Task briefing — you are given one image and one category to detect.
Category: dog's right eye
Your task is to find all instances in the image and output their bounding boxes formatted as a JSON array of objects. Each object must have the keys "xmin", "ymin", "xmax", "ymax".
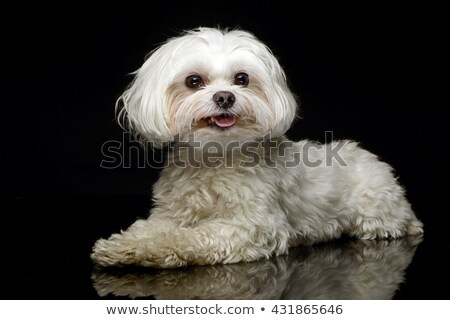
[{"xmin": 185, "ymin": 75, "xmax": 204, "ymax": 89}]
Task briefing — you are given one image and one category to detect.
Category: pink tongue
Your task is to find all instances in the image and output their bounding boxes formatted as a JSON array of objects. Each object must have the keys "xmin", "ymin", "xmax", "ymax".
[{"xmin": 211, "ymin": 116, "xmax": 237, "ymax": 128}]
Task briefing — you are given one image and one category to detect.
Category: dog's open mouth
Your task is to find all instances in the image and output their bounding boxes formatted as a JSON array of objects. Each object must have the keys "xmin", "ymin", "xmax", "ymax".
[{"xmin": 205, "ymin": 114, "xmax": 238, "ymax": 128}]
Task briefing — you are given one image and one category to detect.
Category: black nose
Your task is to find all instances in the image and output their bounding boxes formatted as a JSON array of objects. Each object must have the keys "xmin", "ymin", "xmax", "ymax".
[{"xmin": 213, "ymin": 91, "xmax": 235, "ymax": 109}]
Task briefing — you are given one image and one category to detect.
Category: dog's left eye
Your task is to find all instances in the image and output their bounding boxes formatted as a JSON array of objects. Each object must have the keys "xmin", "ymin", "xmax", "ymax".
[
  {"xmin": 234, "ymin": 73, "xmax": 249, "ymax": 86},
  {"xmin": 185, "ymin": 75, "xmax": 204, "ymax": 89}
]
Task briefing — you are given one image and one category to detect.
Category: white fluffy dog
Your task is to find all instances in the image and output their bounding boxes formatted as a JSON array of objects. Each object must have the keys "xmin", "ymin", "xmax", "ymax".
[{"xmin": 91, "ymin": 27, "xmax": 423, "ymax": 268}]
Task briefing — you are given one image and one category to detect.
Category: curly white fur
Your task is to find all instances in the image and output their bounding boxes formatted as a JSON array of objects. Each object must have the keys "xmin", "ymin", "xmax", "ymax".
[{"xmin": 91, "ymin": 27, "xmax": 423, "ymax": 268}]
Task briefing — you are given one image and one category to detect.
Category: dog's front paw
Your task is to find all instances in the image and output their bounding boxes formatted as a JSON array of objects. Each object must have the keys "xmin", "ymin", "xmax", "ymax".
[
  {"xmin": 91, "ymin": 235, "xmax": 139, "ymax": 267},
  {"xmin": 91, "ymin": 233, "xmax": 190, "ymax": 268}
]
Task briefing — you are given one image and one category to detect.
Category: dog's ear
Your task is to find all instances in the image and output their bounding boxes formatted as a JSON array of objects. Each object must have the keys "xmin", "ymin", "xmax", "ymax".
[
  {"xmin": 116, "ymin": 43, "xmax": 176, "ymax": 147},
  {"xmin": 232, "ymin": 29, "xmax": 298, "ymax": 137},
  {"xmin": 266, "ymin": 54, "xmax": 298, "ymax": 137}
]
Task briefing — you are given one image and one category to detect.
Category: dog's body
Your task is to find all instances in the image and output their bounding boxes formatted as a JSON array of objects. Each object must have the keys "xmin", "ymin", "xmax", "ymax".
[{"xmin": 91, "ymin": 28, "xmax": 423, "ymax": 268}]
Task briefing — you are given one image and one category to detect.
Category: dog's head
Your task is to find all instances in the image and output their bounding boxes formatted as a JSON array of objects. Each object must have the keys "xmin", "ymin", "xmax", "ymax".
[{"xmin": 118, "ymin": 27, "xmax": 297, "ymax": 146}]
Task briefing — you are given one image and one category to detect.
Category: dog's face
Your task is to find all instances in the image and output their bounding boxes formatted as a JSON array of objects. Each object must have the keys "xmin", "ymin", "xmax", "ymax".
[{"xmin": 119, "ymin": 28, "xmax": 297, "ymax": 146}]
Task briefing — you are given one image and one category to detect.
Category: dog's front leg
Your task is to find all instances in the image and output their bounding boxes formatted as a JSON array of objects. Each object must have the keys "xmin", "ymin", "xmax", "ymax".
[{"xmin": 91, "ymin": 217, "xmax": 287, "ymax": 268}]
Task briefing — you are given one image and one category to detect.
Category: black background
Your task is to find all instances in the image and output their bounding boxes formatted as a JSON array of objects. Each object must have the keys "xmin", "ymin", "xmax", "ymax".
[{"xmin": 2, "ymin": 3, "xmax": 448, "ymax": 299}]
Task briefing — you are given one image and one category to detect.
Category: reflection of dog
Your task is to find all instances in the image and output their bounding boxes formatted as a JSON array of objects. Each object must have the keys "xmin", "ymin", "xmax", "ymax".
[
  {"xmin": 91, "ymin": 27, "xmax": 423, "ymax": 268},
  {"xmin": 92, "ymin": 236, "xmax": 422, "ymax": 299}
]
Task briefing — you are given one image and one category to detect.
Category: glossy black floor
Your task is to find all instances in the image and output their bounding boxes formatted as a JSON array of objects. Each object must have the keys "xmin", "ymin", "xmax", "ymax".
[{"xmin": 3, "ymin": 194, "xmax": 448, "ymax": 299}]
